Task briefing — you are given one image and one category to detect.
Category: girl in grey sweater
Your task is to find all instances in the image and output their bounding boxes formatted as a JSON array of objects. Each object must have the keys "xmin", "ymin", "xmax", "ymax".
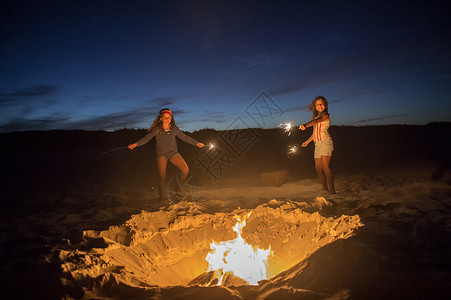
[{"xmin": 128, "ymin": 108, "xmax": 204, "ymax": 202}]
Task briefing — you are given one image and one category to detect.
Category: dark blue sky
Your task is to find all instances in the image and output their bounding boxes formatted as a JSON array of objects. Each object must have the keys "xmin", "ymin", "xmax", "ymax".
[{"xmin": 1, "ymin": 0, "xmax": 450, "ymax": 132}]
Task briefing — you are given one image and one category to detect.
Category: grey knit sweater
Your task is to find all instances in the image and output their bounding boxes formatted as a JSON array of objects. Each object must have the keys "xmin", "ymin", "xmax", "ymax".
[{"xmin": 136, "ymin": 125, "xmax": 198, "ymax": 155}]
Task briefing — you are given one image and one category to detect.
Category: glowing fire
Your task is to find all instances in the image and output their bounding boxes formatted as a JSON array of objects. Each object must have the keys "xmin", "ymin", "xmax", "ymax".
[
  {"xmin": 205, "ymin": 213, "xmax": 272, "ymax": 286},
  {"xmin": 288, "ymin": 145, "xmax": 297, "ymax": 154}
]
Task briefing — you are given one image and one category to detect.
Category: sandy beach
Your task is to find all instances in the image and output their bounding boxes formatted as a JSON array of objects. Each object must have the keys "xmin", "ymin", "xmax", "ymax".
[{"xmin": 1, "ymin": 124, "xmax": 450, "ymax": 299}]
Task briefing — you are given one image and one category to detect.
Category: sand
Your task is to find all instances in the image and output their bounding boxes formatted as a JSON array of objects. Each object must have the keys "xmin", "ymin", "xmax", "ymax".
[{"xmin": 1, "ymin": 125, "xmax": 450, "ymax": 299}]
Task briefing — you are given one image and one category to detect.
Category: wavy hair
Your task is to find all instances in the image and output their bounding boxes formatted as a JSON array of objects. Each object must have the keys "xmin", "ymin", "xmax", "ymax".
[{"xmin": 308, "ymin": 96, "xmax": 328, "ymax": 120}]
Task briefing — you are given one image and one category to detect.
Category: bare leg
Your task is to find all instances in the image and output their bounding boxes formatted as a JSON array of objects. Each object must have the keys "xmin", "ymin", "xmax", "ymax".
[
  {"xmin": 321, "ymin": 155, "xmax": 335, "ymax": 194},
  {"xmin": 170, "ymin": 154, "xmax": 189, "ymax": 185},
  {"xmin": 315, "ymin": 158, "xmax": 328, "ymax": 191},
  {"xmin": 157, "ymin": 157, "xmax": 168, "ymax": 200}
]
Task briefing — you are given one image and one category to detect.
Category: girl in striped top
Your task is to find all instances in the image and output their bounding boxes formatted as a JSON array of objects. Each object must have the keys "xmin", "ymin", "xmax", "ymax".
[{"xmin": 299, "ymin": 96, "xmax": 336, "ymax": 194}]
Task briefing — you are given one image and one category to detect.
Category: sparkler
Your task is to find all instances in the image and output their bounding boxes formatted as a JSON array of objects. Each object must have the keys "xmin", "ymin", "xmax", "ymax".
[
  {"xmin": 288, "ymin": 145, "xmax": 298, "ymax": 155},
  {"xmin": 101, "ymin": 146, "xmax": 129, "ymax": 155},
  {"xmin": 278, "ymin": 122, "xmax": 294, "ymax": 136},
  {"xmin": 208, "ymin": 143, "xmax": 215, "ymax": 149}
]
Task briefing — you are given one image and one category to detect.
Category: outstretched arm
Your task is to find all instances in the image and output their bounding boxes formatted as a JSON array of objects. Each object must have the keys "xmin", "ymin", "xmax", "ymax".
[
  {"xmin": 174, "ymin": 126, "xmax": 203, "ymax": 147},
  {"xmin": 299, "ymin": 113, "xmax": 330, "ymax": 130},
  {"xmin": 128, "ymin": 128, "xmax": 157, "ymax": 150}
]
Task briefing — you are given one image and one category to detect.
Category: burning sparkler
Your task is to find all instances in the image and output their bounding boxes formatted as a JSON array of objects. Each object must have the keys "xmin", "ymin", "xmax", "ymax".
[
  {"xmin": 208, "ymin": 143, "xmax": 215, "ymax": 150},
  {"xmin": 278, "ymin": 122, "xmax": 293, "ymax": 136},
  {"xmin": 288, "ymin": 145, "xmax": 298, "ymax": 155}
]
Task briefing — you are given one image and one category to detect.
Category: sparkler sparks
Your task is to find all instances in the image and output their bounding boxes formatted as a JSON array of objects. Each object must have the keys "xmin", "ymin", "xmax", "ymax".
[
  {"xmin": 279, "ymin": 122, "xmax": 293, "ymax": 136},
  {"xmin": 288, "ymin": 145, "xmax": 298, "ymax": 154},
  {"xmin": 208, "ymin": 143, "xmax": 215, "ymax": 149}
]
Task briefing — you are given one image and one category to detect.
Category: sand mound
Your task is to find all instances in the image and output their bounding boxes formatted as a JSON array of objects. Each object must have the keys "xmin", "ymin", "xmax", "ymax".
[{"xmin": 59, "ymin": 200, "xmax": 362, "ymax": 298}]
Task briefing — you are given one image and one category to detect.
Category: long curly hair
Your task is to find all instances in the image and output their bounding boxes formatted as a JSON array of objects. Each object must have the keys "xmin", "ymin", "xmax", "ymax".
[
  {"xmin": 148, "ymin": 108, "xmax": 176, "ymax": 132},
  {"xmin": 308, "ymin": 96, "xmax": 328, "ymax": 120}
]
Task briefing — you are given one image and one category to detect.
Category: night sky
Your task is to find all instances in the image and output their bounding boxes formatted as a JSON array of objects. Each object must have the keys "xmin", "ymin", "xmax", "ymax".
[{"xmin": 1, "ymin": 0, "xmax": 450, "ymax": 132}]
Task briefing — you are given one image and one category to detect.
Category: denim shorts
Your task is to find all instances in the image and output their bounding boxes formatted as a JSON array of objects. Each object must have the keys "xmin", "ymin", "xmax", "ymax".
[
  {"xmin": 156, "ymin": 151, "xmax": 180, "ymax": 161},
  {"xmin": 314, "ymin": 139, "xmax": 333, "ymax": 158}
]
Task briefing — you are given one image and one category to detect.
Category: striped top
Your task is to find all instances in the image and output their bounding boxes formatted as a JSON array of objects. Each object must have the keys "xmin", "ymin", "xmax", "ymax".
[{"xmin": 313, "ymin": 118, "xmax": 332, "ymax": 142}]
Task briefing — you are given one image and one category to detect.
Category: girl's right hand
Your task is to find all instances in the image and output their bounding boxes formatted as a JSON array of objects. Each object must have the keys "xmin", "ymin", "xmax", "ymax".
[
  {"xmin": 128, "ymin": 143, "xmax": 137, "ymax": 150},
  {"xmin": 301, "ymin": 141, "xmax": 309, "ymax": 147},
  {"xmin": 299, "ymin": 124, "xmax": 306, "ymax": 130}
]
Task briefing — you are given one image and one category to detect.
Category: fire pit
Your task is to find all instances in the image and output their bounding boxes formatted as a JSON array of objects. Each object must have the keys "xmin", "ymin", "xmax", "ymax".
[{"xmin": 60, "ymin": 200, "xmax": 362, "ymax": 297}]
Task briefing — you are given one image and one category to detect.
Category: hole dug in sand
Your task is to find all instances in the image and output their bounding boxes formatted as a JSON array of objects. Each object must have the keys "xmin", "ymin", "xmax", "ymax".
[{"xmin": 60, "ymin": 200, "xmax": 363, "ymax": 297}]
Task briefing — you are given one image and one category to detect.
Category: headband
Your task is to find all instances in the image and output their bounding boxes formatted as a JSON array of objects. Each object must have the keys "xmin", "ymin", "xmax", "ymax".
[{"xmin": 160, "ymin": 109, "xmax": 172, "ymax": 116}]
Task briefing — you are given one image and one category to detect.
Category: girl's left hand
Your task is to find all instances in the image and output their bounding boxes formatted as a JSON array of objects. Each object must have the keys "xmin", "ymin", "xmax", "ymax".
[
  {"xmin": 299, "ymin": 124, "xmax": 306, "ymax": 130},
  {"xmin": 197, "ymin": 142, "xmax": 205, "ymax": 148}
]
